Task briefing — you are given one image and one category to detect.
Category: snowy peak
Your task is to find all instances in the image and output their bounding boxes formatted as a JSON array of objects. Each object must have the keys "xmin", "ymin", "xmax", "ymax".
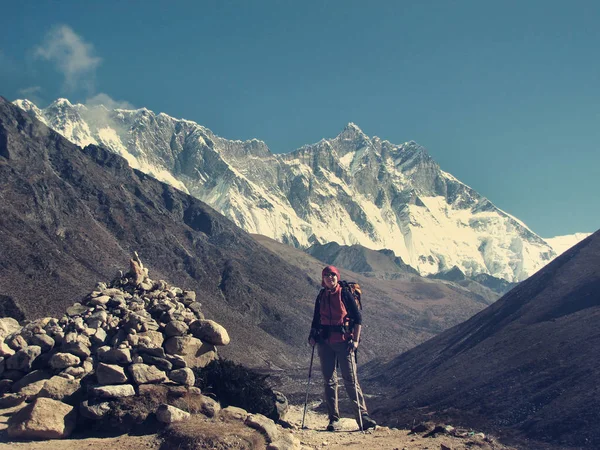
[{"xmin": 15, "ymin": 97, "xmax": 561, "ymax": 282}]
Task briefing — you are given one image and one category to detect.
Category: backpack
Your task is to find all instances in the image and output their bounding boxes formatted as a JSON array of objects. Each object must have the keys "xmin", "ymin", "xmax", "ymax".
[{"xmin": 340, "ymin": 280, "xmax": 362, "ymax": 311}]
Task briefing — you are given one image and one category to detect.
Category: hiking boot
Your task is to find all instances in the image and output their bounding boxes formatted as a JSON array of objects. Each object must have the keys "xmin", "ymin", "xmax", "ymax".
[
  {"xmin": 359, "ymin": 414, "xmax": 377, "ymax": 430},
  {"xmin": 326, "ymin": 418, "xmax": 342, "ymax": 432}
]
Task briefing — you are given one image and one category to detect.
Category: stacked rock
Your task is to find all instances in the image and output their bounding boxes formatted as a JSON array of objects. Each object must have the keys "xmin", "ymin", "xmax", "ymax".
[{"xmin": 0, "ymin": 254, "xmax": 231, "ymax": 439}]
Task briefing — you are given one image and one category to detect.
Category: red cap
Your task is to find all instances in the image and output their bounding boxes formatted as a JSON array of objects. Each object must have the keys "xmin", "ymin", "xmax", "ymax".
[{"xmin": 321, "ymin": 265, "xmax": 341, "ymax": 287}]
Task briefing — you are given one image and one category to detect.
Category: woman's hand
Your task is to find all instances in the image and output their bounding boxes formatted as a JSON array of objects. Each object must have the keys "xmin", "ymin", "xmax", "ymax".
[{"xmin": 348, "ymin": 340, "xmax": 359, "ymax": 352}]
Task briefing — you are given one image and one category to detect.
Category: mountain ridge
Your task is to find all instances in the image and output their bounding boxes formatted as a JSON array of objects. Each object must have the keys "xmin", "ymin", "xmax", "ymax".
[{"xmin": 13, "ymin": 98, "xmax": 556, "ymax": 282}]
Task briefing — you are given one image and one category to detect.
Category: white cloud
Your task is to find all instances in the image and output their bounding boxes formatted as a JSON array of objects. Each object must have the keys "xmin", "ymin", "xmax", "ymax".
[
  {"xmin": 85, "ymin": 93, "xmax": 134, "ymax": 110},
  {"xmin": 34, "ymin": 25, "xmax": 101, "ymax": 93}
]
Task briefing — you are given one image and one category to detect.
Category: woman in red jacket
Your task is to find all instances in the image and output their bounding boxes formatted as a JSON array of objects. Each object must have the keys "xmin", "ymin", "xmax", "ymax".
[{"xmin": 309, "ymin": 265, "xmax": 377, "ymax": 431}]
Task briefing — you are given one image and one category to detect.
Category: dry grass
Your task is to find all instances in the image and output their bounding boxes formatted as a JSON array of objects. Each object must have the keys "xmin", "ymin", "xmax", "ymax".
[{"xmin": 160, "ymin": 415, "xmax": 265, "ymax": 450}]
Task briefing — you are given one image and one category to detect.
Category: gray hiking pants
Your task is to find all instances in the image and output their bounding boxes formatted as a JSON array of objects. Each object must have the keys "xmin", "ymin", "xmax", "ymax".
[{"xmin": 317, "ymin": 340, "xmax": 368, "ymax": 422}]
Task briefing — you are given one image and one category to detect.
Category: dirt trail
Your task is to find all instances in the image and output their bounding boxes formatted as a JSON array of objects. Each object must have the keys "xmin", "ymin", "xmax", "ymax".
[{"xmin": 0, "ymin": 401, "xmax": 516, "ymax": 450}]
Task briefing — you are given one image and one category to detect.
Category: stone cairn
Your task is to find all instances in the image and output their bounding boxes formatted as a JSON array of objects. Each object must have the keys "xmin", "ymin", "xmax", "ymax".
[{"xmin": 0, "ymin": 254, "xmax": 299, "ymax": 448}]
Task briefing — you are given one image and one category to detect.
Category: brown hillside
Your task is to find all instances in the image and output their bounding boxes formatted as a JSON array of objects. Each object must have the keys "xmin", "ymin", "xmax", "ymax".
[{"xmin": 367, "ymin": 230, "xmax": 600, "ymax": 449}]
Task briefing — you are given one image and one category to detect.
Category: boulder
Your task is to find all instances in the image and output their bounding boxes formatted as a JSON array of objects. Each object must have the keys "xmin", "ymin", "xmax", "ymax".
[
  {"xmin": 163, "ymin": 336, "xmax": 217, "ymax": 368},
  {"xmin": 18, "ymin": 379, "xmax": 47, "ymax": 399},
  {"xmin": 49, "ymin": 352, "xmax": 80, "ymax": 369},
  {"xmin": 7, "ymin": 345, "xmax": 42, "ymax": 371},
  {"xmin": 6, "ymin": 334, "xmax": 27, "ymax": 351},
  {"xmin": 96, "ymin": 363, "xmax": 128, "ymax": 385},
  {"xmin": 164, "ymin": 320, "xmax": 188, "ymax": 337},
  {"xmin": 12, "ymin": 369, "xmax": 52, "ymax": 392},
  {"xmin": 140, "ymin": 354, "xmax": 172, "ymax": 371},
  {"xmin": 97, "ymin": 347, "xmax": 131, "ymax": 365},
  {"xmin": 29, "ymin": 334, "xmax": 55, "ymax": 352},
  {"xmin": 0, "ymin": 342, "xmax": 16, "ymax": 357},
  {"xmin": 138, "ymin": 330, "xmax": 164, "ymax": 347},
  {"xmin": 198, "ymin": 394, "xmax": 220, "ymax": 418},
  {"xmin": 155, "ymin": 404, "xmax": 190, "ymax": 423},
  {"xmin": 90, "ymin": 384, "xmax": 136, "ymax": 399},
  {"xmin": 169, "ymin": 368, "xmax": 195, "ymax": 386},
  {"xmin": 245, "ymin": 413, "xmax": 280, "ymax": 443},
  {"xmin": 38, "ymin": 376, "xmax": 81, "ymax": 402},
  {"xmin": 220, "ymin": 406, "xmax": 249, "ymax": 421},
  {"xmin": 189, "ymin": 319, "xmax": 230, "ymax": 346},
  {"xmin": 79, "ymin": 399, "xmax": 111, "ymax": 420},
  {"xmin": 62, "ymin": 341, "xmax": 91, "ymax": 359},
  {"xmin": 7, "ymin": 397, "xmax": 77, "ymax": 440},
  {"xmin": 0, "ymin": 318, "xmax": 21, "ymax": 340},
  {"xmin": 128, "ymin": 363, "xmax": 167, "ymax": 385},
  {"xmin": 0, "ymin": 393, "xmax": 26, "ymax": 408},
  {"xmin": 66, "ymin": 303, "xmax": 90, "ymax": 317}
]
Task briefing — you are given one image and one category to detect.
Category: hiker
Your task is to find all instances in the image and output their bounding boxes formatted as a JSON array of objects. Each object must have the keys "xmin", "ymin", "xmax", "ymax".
[{"xmin": 308, "ymin": 265, "xmax": 377, "ymax": 431}]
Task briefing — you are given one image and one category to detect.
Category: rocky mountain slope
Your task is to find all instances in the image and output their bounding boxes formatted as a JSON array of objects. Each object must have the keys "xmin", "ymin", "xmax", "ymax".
[
  {"xmin": 13, "ymin": 98, "xmax": 556, "ymax": 282},
  {"xmin": 366, "ymin": 230, "xmax": 600, "ymax": 449},
  {"xmin": 0, "ymin": 96, "xmax": 316, "ymax": 370}
]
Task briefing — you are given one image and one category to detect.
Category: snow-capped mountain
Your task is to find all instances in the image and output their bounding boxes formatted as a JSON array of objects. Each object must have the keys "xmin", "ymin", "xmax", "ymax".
[
  {"xmin": 14, "ymin": 98, "xmax": 556, "ymax": 282},
  {"xmin": 545, "ymin": 233, "xmax": 592, "ymax": 256}
]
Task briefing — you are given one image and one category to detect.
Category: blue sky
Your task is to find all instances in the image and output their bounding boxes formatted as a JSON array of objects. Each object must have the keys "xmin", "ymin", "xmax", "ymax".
[{"xmin": 1, "ymin": 1, "xmax": 598, "ymax": 237}]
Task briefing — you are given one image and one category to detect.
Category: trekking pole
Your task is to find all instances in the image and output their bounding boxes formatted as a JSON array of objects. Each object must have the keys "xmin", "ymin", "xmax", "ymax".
[
  {"xmin": 350, "ymin": 342, "xmax": 364, "ymax": 432},
  {"xmin": 301, "ymin": 344, "xmax": 315, "ymax": 429}
]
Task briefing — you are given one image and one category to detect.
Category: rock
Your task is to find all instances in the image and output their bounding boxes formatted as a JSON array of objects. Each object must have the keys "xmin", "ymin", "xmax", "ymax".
[
  {"xmin": 0, "ymin": 393, "xmax": 26, "ymax": 408},
  {"xmin": 49, "ymin": 352, "xmax": 80, "ymax": 369},
  {"xmin": 198, "ymin": 394, "xmax": 220, "ymax": 417},
  {"xmin": 38, "ymin": 376, "xmax": 81, "ymax": 402},
  {"xmin": 96, "ymin": 363, "xmax": 128, "ymax": 385},
  {"xmin": 62, "ymin": 341, "xmax": 91, "ymax": 359},
  {"xmin": 89, "ymin": 295, "xmax": 110, "ymax": 306},
  {"xmin": 97, "ymin": 347, "xmax": 131, "ymax": 365},
  {"xmin": 66, "ymin": 303, "xmax": 90, "ymax": 317},
  {"xmin": 12, "ymin": 369, "xmax": 52, "ymax": 392},
  {"xmin": 128, "ymin": 363, "xmax": 168, "ymax": 384},
  {"xmin": 189, "ymin": 319, "xmax": 230, "ymax": 346},
  {"xmin": 137, "ymin": 344, "xmax": 166, "ymax": 358},
  {"xmin": 7, "ymin": 345, "xmax": 42, "ymax": 371},
  {"xmin": 245, "ymin": 413, "xmax": 280, "ymax": 443},
  {"xmin": 0, "ymin": 318, "xmax": 21, "ymax": 340},
  {"xmin": 29, "ymin": 334, "xmax": 55, "ymax": 352},
  {"xmin": 169, "ymin": 368, "xmax": 195, "ymax": 386},
  {"xmin": 140, "ymin": 354, "xmax": 172, "ymax": 371},
  {"xmin": 85, "ymin": 310, "xmax": 108, "ymax": 328},
  {"xmin": 0, "ymin": 342, "xmax": 16, "ymax": 357},
  {"xmin": 165, "ymin": 354, "xmax": 187, "ymax": 369},
  {"xmin": 62, "ymin": 366, "xmax": 86, "ymax": 378},
  {"xmin": 268, "ymin": 432, "xmax": 302, "ymax": 450},
  {"xmin": 164, "ymin": 320, "xmax": 188, "ymax": 337},
  {"xmin": 7, "ymin": 397, "xmax": 77, "ymax": 440},
  {"xmin": 138, "ymin": 330, "xmax": 164, "ymax": 347},
  {"xmin": 220, "ymin": 406, "xmax": 249, "ymax": 421},
  {"xmin": 80, "ymin": 399, "xmax": 111, "ymax": 420},
  {"xmin": 274, "ymin": 390, "xmax": 289, "ymax": 420},
  {"xmin": 18, "ymin": 379, "xmax": 47, "ymax": 399},
  {"xmin": 6, "ymin": 334, "xmax": 27, "ymax": 351},
  {"xmin": 441, "ymin": 445, "xmax": 452, "ymax": 450},
  {"xmin": 187, "ymin": 302, "xmax": 204, "ymax": 318},
  {"xmin": 181, "ymin": 291, "xmax": 196, "ymax": 305},
  {"xmin": 129, "ymin": 258, "xmax": 145, "ymax": 285},
  {"xmin": 90, "ymin": 384, "xmax": 136, "ymax": 399},
  {"xmin": 163, "ymin": 336, "xmax": 217, "ymax": 368},
  {"xmin": 90, "ymin": 327, "xmax": 107, "ymax": 345},
  {"xmin": 155, "ymin": 404, "xmax": 191, "ymax": 423}
]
